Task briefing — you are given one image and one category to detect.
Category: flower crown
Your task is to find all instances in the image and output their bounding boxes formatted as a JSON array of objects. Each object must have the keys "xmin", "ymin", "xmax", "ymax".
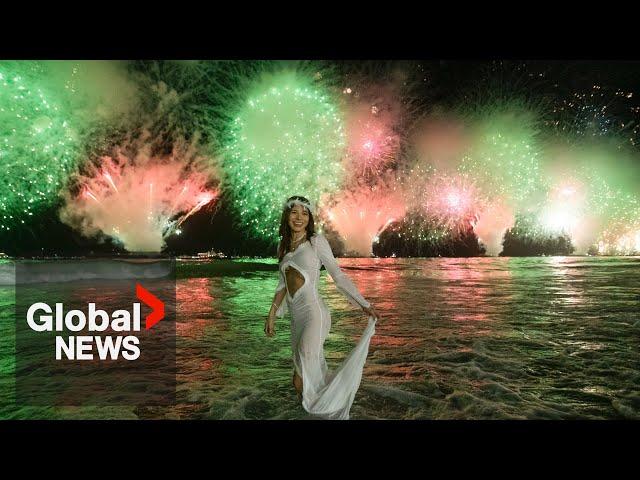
[{"xmin": 284, "ymin": 198, "xmax": 315, "ymax": 215}]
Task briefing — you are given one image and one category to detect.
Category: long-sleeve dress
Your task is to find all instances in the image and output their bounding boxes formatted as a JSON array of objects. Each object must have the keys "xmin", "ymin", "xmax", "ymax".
[{"xmin": 275, "ymin": 233, "xmax": 376, "ymax": 420}]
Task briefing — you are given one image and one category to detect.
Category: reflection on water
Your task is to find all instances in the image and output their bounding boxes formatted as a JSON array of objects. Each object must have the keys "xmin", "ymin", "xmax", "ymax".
[{"xmin": 1, "ymin": 256, "xmax": 639, "ymax": 419}]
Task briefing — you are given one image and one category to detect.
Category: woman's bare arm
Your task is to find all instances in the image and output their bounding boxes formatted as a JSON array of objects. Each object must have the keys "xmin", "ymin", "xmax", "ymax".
[
  {"xmin": 265, "ymin": 271, "xmax": 287, "ymax": 337},
  {"xmin": 269, "ymin": 288, "xmax": 287, "ymax": 318}
]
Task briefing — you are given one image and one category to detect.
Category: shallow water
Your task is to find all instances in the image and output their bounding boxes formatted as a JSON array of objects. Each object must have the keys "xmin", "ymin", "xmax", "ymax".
[{"xmin": 1, "ymin": 256, "xmax": 639, "ymax": 419}]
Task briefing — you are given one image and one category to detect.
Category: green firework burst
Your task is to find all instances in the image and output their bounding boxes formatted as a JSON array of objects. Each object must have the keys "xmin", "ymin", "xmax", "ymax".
[
  {"xmin": 222, "ymin": 68, "xmax": 347, "ymax": 241},
  {"xmin": 0, "ymin": 61, "xmax": 81, "ymax": 232}
]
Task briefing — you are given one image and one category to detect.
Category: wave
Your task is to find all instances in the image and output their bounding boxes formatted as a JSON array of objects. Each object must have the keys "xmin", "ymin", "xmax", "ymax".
[{"xmin": 0, "ymin": 259, "xmax": 174, "ymax": 285}]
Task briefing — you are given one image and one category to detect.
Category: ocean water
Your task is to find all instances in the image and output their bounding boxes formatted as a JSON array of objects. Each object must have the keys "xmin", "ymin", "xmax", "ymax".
[{"xmin": 1, "ymin": 256, "xmax": 639, "ymax": 419}]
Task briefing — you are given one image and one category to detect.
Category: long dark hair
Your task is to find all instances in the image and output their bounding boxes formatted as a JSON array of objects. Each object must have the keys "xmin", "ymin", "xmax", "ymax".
[{"xmin": 277, "ymin": 195, "xmax": 316, "ymax": 262}]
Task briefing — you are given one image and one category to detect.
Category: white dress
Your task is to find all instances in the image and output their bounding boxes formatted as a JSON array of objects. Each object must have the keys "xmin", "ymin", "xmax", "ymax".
[{"xmin": 275, "ymin": 233, "xmax": 376, "ymax": 420}]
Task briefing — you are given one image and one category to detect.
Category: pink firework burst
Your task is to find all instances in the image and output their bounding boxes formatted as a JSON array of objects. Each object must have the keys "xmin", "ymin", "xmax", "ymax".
[
  {"xmin": 419, "ymin": 174, "xmax": 486, "ymax": 236},
  {"xmin": 345, "ymin": 105, "xmax": 399, "ymax": 178},
  {"xmin": 322, "ymin": 184, "xmax": 406, "ymax": 257},
  {"xmin": 60, "ymin": 146, "xmax": 220, "ymax": 252},
  {"xmin": 342, "ymin": 86, "xmax": 404, "ymax": 182},
  {"xmin": 472, "ymin": 199, "xmax": 515, "ymax": 256}
]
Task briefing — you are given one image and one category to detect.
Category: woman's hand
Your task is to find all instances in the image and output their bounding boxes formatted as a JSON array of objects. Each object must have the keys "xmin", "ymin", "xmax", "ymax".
[
  {"xmin": 362, "ymin": 304, "xmax": 380, "ymax": 322},
  {"xmin": 264, "ymin": 314, "xmax": 276, "ymax": 337}
]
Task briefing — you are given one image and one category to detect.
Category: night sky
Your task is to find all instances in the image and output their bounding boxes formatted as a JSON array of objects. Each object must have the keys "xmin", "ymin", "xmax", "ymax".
[{"xmin": 2, "ymin": 60, "xmax": 639, "ymax": 258}]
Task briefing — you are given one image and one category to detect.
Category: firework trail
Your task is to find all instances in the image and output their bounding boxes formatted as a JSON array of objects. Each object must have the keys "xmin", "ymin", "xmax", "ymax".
[{"xmin": 60, "ymin": 135, "xmax": 220, "ymax": 252}]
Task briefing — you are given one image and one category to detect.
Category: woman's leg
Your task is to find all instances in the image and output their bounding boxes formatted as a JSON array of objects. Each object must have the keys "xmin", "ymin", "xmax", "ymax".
[{"xmin": 293, "ymin": 370, "xmax": 303, "ymax": 401}]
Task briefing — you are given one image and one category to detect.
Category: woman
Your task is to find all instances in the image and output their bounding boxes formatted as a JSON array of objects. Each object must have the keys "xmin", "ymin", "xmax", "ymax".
[{"xmin": 264, "ymin": 195, "xmax": 380, "ymax": 420}]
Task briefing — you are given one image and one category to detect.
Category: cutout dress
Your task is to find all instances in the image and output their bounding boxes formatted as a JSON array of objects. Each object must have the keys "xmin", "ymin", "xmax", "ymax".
[{"xmin": 275, "ymin": 233, "xmax": 376, "ymax": 420}]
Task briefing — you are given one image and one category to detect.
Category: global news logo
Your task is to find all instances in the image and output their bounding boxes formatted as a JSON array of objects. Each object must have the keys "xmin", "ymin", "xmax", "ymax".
[{"xmin": 25, "ymin": 283, "xmax": 165, "ymax": 361}]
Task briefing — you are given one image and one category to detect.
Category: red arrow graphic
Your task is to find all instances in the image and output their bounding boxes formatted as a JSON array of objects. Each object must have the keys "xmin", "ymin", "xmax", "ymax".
[{"xmin": 136, "ymin": 283, "xmax": 165, "ymax": 330}]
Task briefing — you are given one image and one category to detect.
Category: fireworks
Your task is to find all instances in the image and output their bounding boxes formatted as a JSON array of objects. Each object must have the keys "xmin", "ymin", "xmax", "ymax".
[
  {"xmin": 59, "ymin": 137, "xmax": 220, "ymax": 252},
  {"xmin": 322, "ymin": 181, "xmax": 406, "ymax": 257},
  {"xmin": 341, "ymin": 82, "xmax": 408, "ymax": 183},
  {"xmin": 473, "ymin": 200, "xmax": 516, "ymax": 256},
  {"xmin": 1, "ymin": 60, "xmax": 640, "ymax": 257},
  {"xmin": 0, "ymin": 61, "xmax": 81, "ymax": 231},
  {"xmin": 401, "ymin": 139, "xmax": 485, "ymax": 238},
  {"xmin": 419, "ymin": 173, "xmax": 485, "ymax": 236},
  {"xmin": 550, "ymin": 84, "xmax": 640, "ymax": 147},
  {"xmin": 410, "ymin": 116, "xmax": 470, "ymax": 173},
  {"xmin": 43, "ymin": 60, "xmax": 140, "ymax": 125},
  {"xmin": 459, "ymin": 102, "xmax": 544, "ymax": 208},
  {"xmin": 537, "ymin": 140, "xmax": 640, "ymax": 254},
  {"xmin": 222, "ymin": 68, "xmax": 346, "ymax": 241},
  {"xmin": 595, "ymin": 201, "xmax": 640, "ymax": 255},
  {"xmin": 537, "ymin": 178, "xmax": 586, "ymax": 233},
  {"xmin": 600, "ymin": 228, "xmax": 640, "ymax": 255},
  {"xmin": 343, "ymin": 101, "xmax": 399, "ymax": 181},
  {"xmin": 130, "ymin": 60, "xmax": 258, "ymax": 141}
]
